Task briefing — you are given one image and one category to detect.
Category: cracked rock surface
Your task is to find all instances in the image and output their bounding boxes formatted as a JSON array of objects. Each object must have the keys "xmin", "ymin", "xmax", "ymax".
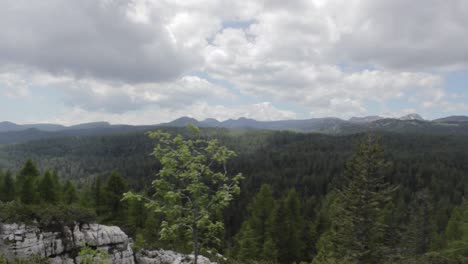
[
  {"xmin": 1, "ymin": 223, "xmax": 216, "ymax": 264},
  {"xmin": 0, "ymin": 223, "xmax": 134, "ymax": 263}
]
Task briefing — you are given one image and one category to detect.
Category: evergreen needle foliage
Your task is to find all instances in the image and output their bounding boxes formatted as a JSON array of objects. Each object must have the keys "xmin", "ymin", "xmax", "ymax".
[{"xmin": 314, "ymin": 135, "xmax": 397, "ymax": 264}]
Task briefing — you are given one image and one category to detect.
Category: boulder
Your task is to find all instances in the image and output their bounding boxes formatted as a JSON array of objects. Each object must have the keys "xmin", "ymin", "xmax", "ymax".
[
  {"xmin": 135, "ymin": 249, "xmax": 215, "ymax": 264},
  {"xmin": 0, "ymin": 223, "xmax": 134, "ymax": 263}
]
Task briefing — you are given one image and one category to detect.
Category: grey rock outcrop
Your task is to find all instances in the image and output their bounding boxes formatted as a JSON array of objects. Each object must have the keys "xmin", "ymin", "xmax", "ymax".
[
  {"xmin": 135, "ymin": 249, "xmax": 214, "ymax": 264},
  {"xmin": 0, "ymin": 223, "xmax": 134, "ymax": 263},
  {"xmin": 1, "ymin": 223, "xmax": 217, "ymax": 263}
]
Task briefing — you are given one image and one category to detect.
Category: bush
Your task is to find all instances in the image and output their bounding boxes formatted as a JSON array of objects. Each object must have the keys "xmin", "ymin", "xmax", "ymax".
[
  {"xmin": 0, "ymin": 201, "xmax": 96, "ymax": 230},
  {"xmin": 79, "ymin": 246, "xmax": 111, "ymax": 264}
]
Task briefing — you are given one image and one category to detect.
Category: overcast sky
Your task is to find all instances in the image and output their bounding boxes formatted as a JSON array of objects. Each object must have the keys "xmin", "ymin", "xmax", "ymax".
[{"xmin": 1, "ymin": 0, "xmax": 468, "ymax": 125}]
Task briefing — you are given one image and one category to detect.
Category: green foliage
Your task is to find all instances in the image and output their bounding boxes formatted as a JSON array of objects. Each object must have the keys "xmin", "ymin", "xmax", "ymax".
[
  {"xmin": 79, "ymin": 246, "xmax": 111, "ymax": 264},
  {"xmin": 38, "ymin": 171, "xmax": 59, "ymax": 204},
  {"xmin": 102, "ymin": 171, "xmax": 127, "ymax": 223},
  {"xmin": 0, "ymin": 200, "xmax": 96, "ymax": 229},
  {"xmin": 17, "ymin": 159, "xmax": 40, "ymax": 183},
  {"xmin": 127, "ymin": 198, "xmax": 148, "ymax": 236},
  {"xmin": 93, "ymin": 176, "xmax": 103, "ymax": 215},
  {"xmin": 314, "ymin": 135, "xmax": 397, "ymax": 264},
  {"xmin": 20, "ymin": 175, "xmax": 38, "ymax": 204},
  {"xmin": 427, "ymin": 202, "xmax": 468, "ymax": 261},
  {"xmin": 2, "ymin": 130, "xmax": 468, "ymax": 262},
  {"xmin": 124, "ymin": 127, "xmax": 243, "ymax": 263},
  {"xmin": 273, "ymin": 189, "xmax": 304, "ymax": 264},
  {"xmin": 63, "ymin": 180, "xmax": 78, "ymax": 204},
  {"xmin": 132, "ymin": 232, "xmax": 146, "ymax": 252},
  {"xmin": 235, "ymin": 184, "xmax": 277, "ymax": 262},
  {"xmin": 404, "ymin": 189, "xmax": 436, "ymax": 256},
  {"xmin": 0, "ymin": 171, "xmax": 15, "ymax": 201}
]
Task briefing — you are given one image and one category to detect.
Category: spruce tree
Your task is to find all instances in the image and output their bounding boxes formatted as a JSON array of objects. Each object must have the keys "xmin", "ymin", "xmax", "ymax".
[
  {"xmin": 104, "ymin": 172, "xmax": 127, "ymax": 219},
  {"xmin": 0, "ymin": 170, "xmax": 3, "ymax": 194},
  {"xmin": 403, "ymin": 189, "xmax": 436, "ymax": 256},
  {"xmin": 38, "ymin": 171, "xmax": 59, "ymax": 204},
  {"xmin": 235, "ymin": 184, "xmax": 277, "ymax": 262},
  {"xmin": 51, "ymin": 171, "xmax": 62, "ymax": 198},
  {"xmin": 445, "ymin": 206, "xmax": 463, "ymax": 241},
  {"xmin": 18, "ymin": 160, "xmax": 40, "ymax": 204},
  {"xmin": 236, "ymin": 223, "xmax": 258, "ymax": 261},
  {"xmin": 63, "ymin": 180, "xmax": 78, "ymax": 204},
  {"xmin": 93, "ymin": 176, "xmax": 103, "ymax": 215},
  {"xmin": 20, "ymin": 176, "xmax": 38, "ymax": 204},
  {"xmin": 17, "ymin": 159, "xmax": 40, "ymax": 184},
  {"xmin": 273, "ymin": 189, "xmax": 304, "ymax": 264},
  {"xmin": 314, "ymin": 135, "xmax": 396, "ymax": 264},
  {"xmin": 1, "ymin": 171, "xmax": 16, "ymax": 202},
  {"xmin": 128, "ymin": 198, "xmax": 148, "ymax": 235}
]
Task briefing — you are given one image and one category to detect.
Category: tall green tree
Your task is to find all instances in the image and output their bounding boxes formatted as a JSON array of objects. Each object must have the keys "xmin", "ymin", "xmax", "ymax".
[
  {"xmin": 93, "ymin": 175, "xmax": 103, "ymax": 216},
  {"xmin": 0, "ymin": 170, "xmax": 3, "ymax": 189},
  {"xmin": 273, "ymin": 189, "xmax": 304, "ymax": 264},
  {"xmin": 124, "ymin": 125, "xmax": 243, "ymax": 264},
  {"xmin": 103, "ymin": 172, "xmax": 127, "ymax": 220},
  {"xmin": 235, "ymin": 184, "xmax": 277, "ymax": 262},
  {"xmin": 20, "ymin": 175, "xmax": 38, "ymax": 204},
  {"xmin": 63, "ymin": 180, "xmax": 78, "ymax": 205},
  {"xmin": 38, "ymin": 171, "xmax": 59, "ymax": 204},
  {"xmin": 128, "ymin": 198, "xmax": 148, "ymax": 236},
  {"xmin": 403, "ymin": 189, "xmax": 436, "ymax": 256},
  {"xmin": 435, "ymin": 202, "xmax": 468, "ymax": 260},
  {"xmin": 17, "ymin": 160, "xmax": 41, "ymax": 204},
  {"xmin": 0, "ymin": 171, "xmax": 16, "ymax": 202},
  {"xmin": 314, "ymin": 135, "xmax": 396, "ymax": 264},
  {"xmin": 17, "ymin": 159, "xmax": 40, "ymax": 184}
]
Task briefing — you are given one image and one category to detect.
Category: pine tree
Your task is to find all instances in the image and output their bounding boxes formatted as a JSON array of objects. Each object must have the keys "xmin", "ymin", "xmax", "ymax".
[
  {"xmin": 63, "ymin": 180, "xmax": 78, "ymax": 204},
  {"xmin": 445, "ymin": 206, "xmax": 463, "ymax": 241},
  {"xmin": 128, "ymin": 198, "xmax": 148, "ymax": 236},
  {"xmin": 273, "ymin": 189, "xmax": 304, "ymax": 264},
  {"xmin": 235, "ymin": 184, "xmax": 277, "ymax": 262},
  {"xmin": 104, "ymin": 172, "xmax": 127, "ymax": 219},
  {"xmin": 93, "ymin": 176, "xmax": 103, "ymax": 215},
  {"xmin": 38, "ymin": 171, "xmax": 59, "ymax": 204},
  {"xmin": 314, "ymin": 135, "xmax": 396, "ymax": 264},
  {"xmin": 18, "ymin": 160, "xmax": 40, "ymax": 204},
  {"xmin": 20, "ymin": 176, "xmax": 38, "ymax": 204},
  {"xmin": 236, "ymin": 223, "xmax": 258, "ymax": 261},
  {"xmin": 0, "ymin": 170, "xmax": 4, "ymax": 195},
  {"xmin": 51, "ymin": 171, "xmax": 62, "ymax": 198},
  {"xmin": 1, "ymin": 171, "xmax": 16, "ymax": 202},
  {"xmin": 17, "ymin": 159, "xmax": 40, "ymax": 184},
  {"xmin": 403, "ymin": 189, "xmax": 435, "ymax": 256}
]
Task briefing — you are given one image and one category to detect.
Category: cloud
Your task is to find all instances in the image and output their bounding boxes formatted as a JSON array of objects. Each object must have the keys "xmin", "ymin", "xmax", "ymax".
[
  {"xmin": 1, "ymin": 0, "xmax": 468, "ymax": 122},
  {"xmin": 0, "ymin": 69, "xmax": 233, "ymax": 113},
  {"xmin": 0, "ymin": 71, "xmax": 30, "ymax": 98},
  {"xmin": 0, "ymin": 0, "xmax": 205, "ymax": 83},
  {"xmin": 205, "ymin": 27, "xmax": 444, "ymax": 117}
]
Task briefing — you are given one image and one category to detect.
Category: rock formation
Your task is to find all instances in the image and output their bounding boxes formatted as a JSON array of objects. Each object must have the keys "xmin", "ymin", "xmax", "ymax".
[
  {"xmin": 0, "ymin": 223, "xmax": 134, "ymax": 263},
  {"xmin": 0, "ymin": 223, "xmax": 216, "ymax": 264}
]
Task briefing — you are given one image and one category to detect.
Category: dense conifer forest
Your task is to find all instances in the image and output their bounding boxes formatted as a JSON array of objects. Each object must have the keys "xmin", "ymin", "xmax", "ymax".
[{"xmin": 1, "ymin": 128, "xmax": 468, "ymax": 263}]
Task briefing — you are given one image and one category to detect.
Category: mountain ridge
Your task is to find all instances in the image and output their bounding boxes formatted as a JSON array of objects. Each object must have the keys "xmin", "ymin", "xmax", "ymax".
[
  {"xmin": 2, "ymin": 114, "xmax": 468, "ymax": 133},
  {"xmin": 1, "ymin": 114, "xmax": 468, "ymax": 145}
]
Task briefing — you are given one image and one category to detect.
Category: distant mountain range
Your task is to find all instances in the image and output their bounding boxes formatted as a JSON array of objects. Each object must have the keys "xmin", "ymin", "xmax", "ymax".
[
  {"xmin": 0, "ymin": 121, "xmax": 114, "ymax": 132},
  {"xmin": 1, "ymin": 114, "xmax": 468, "ymax": 144}
]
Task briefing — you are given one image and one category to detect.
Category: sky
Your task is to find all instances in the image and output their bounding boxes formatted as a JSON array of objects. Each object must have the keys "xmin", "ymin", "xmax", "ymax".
[{"xmin": 0, "ymin": 0, "xmax": 468, "ymax": 125}]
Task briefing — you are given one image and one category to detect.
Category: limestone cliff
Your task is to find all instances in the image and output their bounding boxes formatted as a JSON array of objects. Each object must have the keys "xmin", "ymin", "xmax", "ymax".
[{"xmin": 0, "ymin": 223, "xmax": 215, "ymax": 264}]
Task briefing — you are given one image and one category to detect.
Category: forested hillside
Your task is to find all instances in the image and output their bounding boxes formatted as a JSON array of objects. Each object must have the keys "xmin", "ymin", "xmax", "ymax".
[{"xmin": 1, "ymin": 128, "xmax": 468, "ymax": 263}]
